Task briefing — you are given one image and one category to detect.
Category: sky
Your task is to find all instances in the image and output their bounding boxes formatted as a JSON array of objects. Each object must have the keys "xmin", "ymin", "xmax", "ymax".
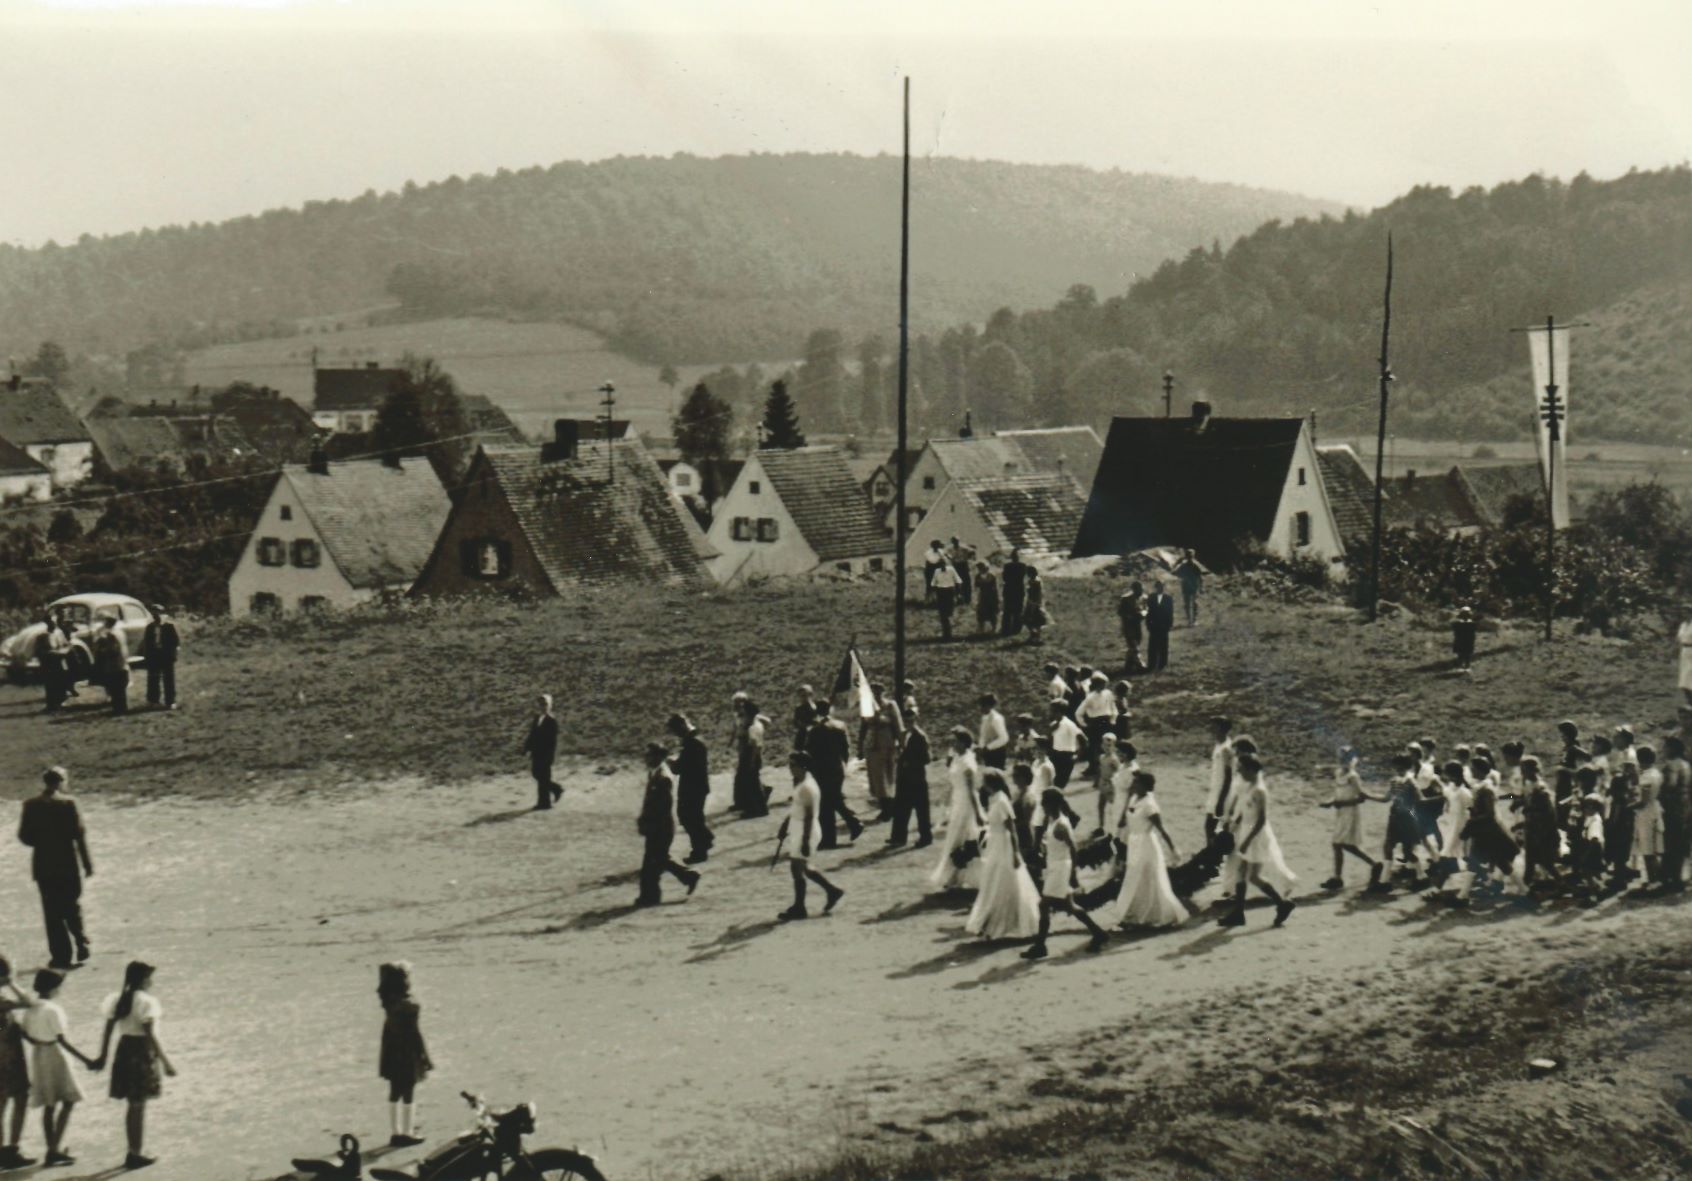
[{"xmin": 1, "ymin": 0, "xmax": 1689, "ymax": 247}]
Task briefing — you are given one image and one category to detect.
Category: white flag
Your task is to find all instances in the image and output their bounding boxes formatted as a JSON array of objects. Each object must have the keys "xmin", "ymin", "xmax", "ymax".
[
  {"xmin": 1525, "ymin": 325, "xmax": 1571, "ymax": 530},
  {"xmin": 850, "ymin": 648, "xmax": 874, "ymax": 720}
]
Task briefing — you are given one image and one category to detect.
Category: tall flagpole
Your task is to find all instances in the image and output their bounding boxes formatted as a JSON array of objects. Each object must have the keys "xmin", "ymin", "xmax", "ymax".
[
  {"xmin": 894, "ymin": 77, "xmax": 911, "ymax": 696},
  {"xmin": 1511, "ymin": 315, "xmax": 1585, "ymax": 642},
  {"xmin": 1366, "ymin": 233, "xmax": 1394, "ymax": 623}
]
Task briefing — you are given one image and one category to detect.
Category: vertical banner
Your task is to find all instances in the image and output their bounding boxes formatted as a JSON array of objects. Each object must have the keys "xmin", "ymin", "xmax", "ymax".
[
  {"xmin": 1525, "ymin": 325, "xmax": 1571, "ymax": 530},
  {"xmin": 833, "ymin": 646, "xmax": 877, "ymax": 718}
]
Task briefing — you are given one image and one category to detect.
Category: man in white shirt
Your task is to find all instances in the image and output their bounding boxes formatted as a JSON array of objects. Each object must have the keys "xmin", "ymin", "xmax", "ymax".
[
  {"xmin": 1203, "ymin": 716, "xmax": 1235, "ymax": 841},
  {"xmin": 977, "ymin": 693, "xmax": 1009, "ymax": 769},
  {"xmin": 777, "ymin": 752, "xmax": 844, "ymax": 921},
  {"xmin": 931, "ymin": 559, "xmax": 961, "ymax": 640},
  {"xmin": 1076, "ymin": 673, "xmax": 1118, "ymax": 780},
  {"xmin": 1043, "ymin": 662, "xmax": 1067, "ymax": 704},
  {"xmin": 1047, "ymin": 702, "xmax": 1084, "ymax": 788}
]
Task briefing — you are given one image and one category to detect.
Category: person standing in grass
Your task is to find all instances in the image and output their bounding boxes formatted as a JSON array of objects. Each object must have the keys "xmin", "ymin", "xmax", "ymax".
[
  {"xmin": 974, "ymin": 562, "xmax": 999, "ymax": 635},
  {"xmin": 922, "ymin": 540, "xmax": 946, "ymax": 600},
  {"xmin": 1174, "ymin": 548, "xmax": 1203, "ymax": 626},
  {"xmin": 887, "ymin": 706, "xmax": 933, "ymax": 849},
  {"xmin": 1451, "ymin": 605, "xmax": 1477, "ymax": 671},
  {"xmin": 1218, "ymin": 753, "xmax": 1296, "ymax": 928},
  {"xmin": 140, "ymin": 606, "xmax": 180, "ymax": 710},
  {"xmin": 372, "ymin": 962, "xmax": 429, "ymax": 1149},
  {"xmin": 776, "ymin": 753, "xmax": 844, "ymax": 922},
  {"xmin": 1655, "ymin": 736, "xmax": 1688, "ymax": 892},
  {"xmin": 17, "ymin": 766, "xmax": 93, "ymax": 972},
  {"xmin": 522, "ymin": 695, "xmax": 561, "ymax": 810},
  {"xmin": 1145, "ymin": 579, "xmax": 1176, "ymax": 672},
  {"xmin": 636, "ymin": 743, "xmax": 701, "ymax": 907},
  {"xmin": 1022, "ymin": 789, "xmax": 1110, "ymax": 959},
  {"xmin": 666, "ymin": 714, "xmax": 714, "ymax": 864},
  {"xmin": 17, "ymin": 969, "xmax": 92, "ymax": 1168},
  {"xmin": 35, "ymin": 615, "xmax": 69, "ymax": 714},
  {"xmin": 1000, "ymin": 549, "xmax": 1028, "ymax": 636},
  {"xmin": 1632, "ymin": 745, "xmax": 1664, "ymax": 884},
  {"xmin": 931, "ymin": 557, "xmax": 961, "ymax": 640},
  {"xmin": 1319, "ymin": 747, "xmax": 1386, "ymax": 891},
  {"xmin": 92, "ymin": 960, "xmax": 175, "ymax": 1170},
  {"xmin": 0, "ymin": 955, "xmax": 34, "ymax": 1171},
  {"xmin": 91, "ymin": 619, "xmax": 130, "ymax": 716},
  {"xmin": 1116, "ymin": 581, "xmax": 1147, "ymax": 674},
  {"xmin": 1023, "ymin": 569, "xmax": 1049, "ymax": 643}
]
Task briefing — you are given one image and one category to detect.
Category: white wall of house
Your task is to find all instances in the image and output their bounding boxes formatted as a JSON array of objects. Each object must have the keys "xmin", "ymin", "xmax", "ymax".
[
  {"xmin": 311, "ymin": 409, "xmax": 377, "ymax": 434},
  {"xmin": 903, "ymin": 481, "xmax": 999, "ymax": 569},
  {"xmin": 24, "ymin": 441, "xmax": 94, "ymax": 489},
  {"xmin": 0, "ymin": 470, "xmax": 51, "ymax": 504},
  {"xmin": 667, "ymin": 461, "xmax": 702, "ymax": 499},
  {"xmin": 705, "ymin": 456, "xmax": 821, "ymax": 584},
  {"xmin": 1265, "ymin": 424, "xmax": 1347, "ymax": 568},
  {"xmin": 227, "ymin": 476, "xmax": 369, "ymax": 616},
  {"xmin": 896, "ymin": 445, "xmax": 950, "ymax": 531}
]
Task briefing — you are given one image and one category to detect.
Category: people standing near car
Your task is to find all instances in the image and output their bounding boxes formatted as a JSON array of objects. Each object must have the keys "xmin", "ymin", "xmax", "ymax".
[
  {"xmin": 35, "ymin": 615, "xmax": 70, "ymax": 714},
  {"xmin": 636, "ymin": 744, "xmax": 700, "ymax": 907},
  {"xmin": 141, "ymin": 606, "xmax": 180, "ymax": 711},
  {"xmin": 92, "ymin": 960, "xmax": 176, "ymax": 1170},
  {"xmin": 522, "ymin": 695, "xmax": 561, "ymax": 810},
  {"xmin": 666, "ymin": 713, "xmax": 714, "ymax": 864},
  {"xmin": 90, "ymin": 620, "xmax": 129, "ymax": 716},
  {"xmin": 17, "ymin": 767, "xmax": 92, "ymax": 971}
]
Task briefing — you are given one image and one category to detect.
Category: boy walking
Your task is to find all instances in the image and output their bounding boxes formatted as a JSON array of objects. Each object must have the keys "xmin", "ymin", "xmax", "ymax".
[{"xmin": 777, "ymin": 753, "xmax": 844, "ymax": 921}]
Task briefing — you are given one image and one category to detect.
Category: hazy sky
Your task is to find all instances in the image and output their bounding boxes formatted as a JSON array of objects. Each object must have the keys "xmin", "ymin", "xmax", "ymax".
[{"xmin": 2, "ymin": 0, "xmax": 1689, "ymax": 247}]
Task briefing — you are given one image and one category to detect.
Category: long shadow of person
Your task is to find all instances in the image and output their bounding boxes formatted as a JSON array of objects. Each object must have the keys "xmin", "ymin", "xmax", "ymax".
[
  {"xmin": 886, "ymin": 935, "xmax": 1005, "ymax": 980},
  {"xmin": 860, "ymin": 891, "xmax": 971, "ymax": 926},
  {"xmin": 685, "ymin": 918, "xmax": 784, "ymax": 965}
]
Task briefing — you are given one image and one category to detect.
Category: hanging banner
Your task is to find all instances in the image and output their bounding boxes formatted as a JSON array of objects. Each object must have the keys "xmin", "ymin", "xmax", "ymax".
[
  {"xmin": 832, "ymin": 646, "xmax": 876, "ymax": 719},
  {"xmin": 1525, "ymin": 325, "xmax": 1571, "ymax": 530}
]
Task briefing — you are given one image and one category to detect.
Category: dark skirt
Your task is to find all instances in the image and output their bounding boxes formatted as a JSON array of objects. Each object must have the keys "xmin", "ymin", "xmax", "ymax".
[
  {"xmin": 1461, "ymin": 815, "xmax": 1519, "ymax": 872},
  {"xmin": 733, "ymin": 746, "xmax": 767, "ymax": 815},
  {"xmin": 1386, "ymin": 807, "xmax": 1423, "ymax": 850},
  {"xmin": 110, "ymin": 1034, "xmax": 162, "ymax": 1102}
]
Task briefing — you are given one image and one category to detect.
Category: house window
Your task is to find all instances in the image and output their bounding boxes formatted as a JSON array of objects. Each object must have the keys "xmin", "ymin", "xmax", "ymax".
[
  {"xmin": 756, "ymin": 517, "xmax": 779, "ymax": 542},
  {"xmin": 291, "ymin": 538, "xmax": 322, "ymax": 568},
  {"xmin": 279, "ymin": 505, "xmax": 293, "ymax": 521},
  {"xmin": 836, "ymin": 561, "xmax": 852, "ymax": 573},
  {"xmin": 748, "ymin": 480, "xmax": 761, "ymax": 495},
  {"xmin": 256, "ymin": 537, "xmax": 286, "ymax": 566},
  {"xmin": 730, "ymin": 516, "xmax": 753, "ymax": 541},
  {"xmin": 39, "ymin": 446, "xmax": 56, "ymax": 465},
  {"xmin": 1294, "ymin": 511, "xmax": 1312, "ymax": 547},
  {"xmin": 675, "ymin": 471, "xmax": 693, "ymax": 489},
  {"xmin": 299, "ymin": 595, "xmax": 328, "ymax": 614},
  {"xmin": 250, "ymin": 592, "xmax": 281, "ymax": 614},
  {"xmin": 459, "ymin": 538, "xmax": 511, "ymax": 580},
  {"xmin": 922, "ymin": 475, "xmax": 936, "ymax": 490},
  {"xmin": 868, "ymin": 557, "xmax": 885, "ymax": 572},
  {"xmin": 1297, "ymin": 467, "xmax": 1307, "ymax": 486}
]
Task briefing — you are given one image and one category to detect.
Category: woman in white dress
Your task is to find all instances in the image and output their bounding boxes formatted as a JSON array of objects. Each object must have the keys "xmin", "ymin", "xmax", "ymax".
[
  {"xmin": 964, "ymin": 771, "xmax": 1042, "ymax": 940},
  {"xmin": 1633, "ymin": 745, "xmax": 1665, "ymax": 882},
  {"xmin": 1023, "ymin": 789, "xmax": 1109, "ymax": 958},
  {"xmin": 1101, "ymin": 771, "xmax": 1189, "ymax": 928},
  {"xmin": 1218, "ymin": 753, "xmax": 1297, "ymax": 928},
  {"xmin": 930, "ymin": 729, "xmax": 985, "ymax": 890},
  {"xmin": 1320, "ymin": 746, "xmax": 1386, "ymax": 891}
]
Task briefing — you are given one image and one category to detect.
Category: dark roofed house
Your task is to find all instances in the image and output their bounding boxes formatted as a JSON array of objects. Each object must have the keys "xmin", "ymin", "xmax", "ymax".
[
  {"xmin": 410, "ymin": 429, "xmax": 714, "ymax": 598},
  {"xmin": 87, "ymin": 415, "xmax": 258, "ymax": 477},
  {"xmin": 1073, "ymin": 402, "xmax": 1345, "ymax": 568},
  {"xmin": 459, "ymin": 394, "xmax": 528, "ymax": 447},
  {"xmin": 706, "ymin": 446, "xmax": 893, "ymax": 583},
  {"xmin": 1385, "ymin": 468, "xmax": 1487, "ymax": 534},
  {"xmin": 211, "ymin": 387, "xmax": 321, "ymax": 465},
  {"xmin": 1459, "ymin": 463, "xmax": 1547, "ymax": 528},
  {"xmin": 0, "ymin": 376, "xmax": 94, "ymax": 489},
  {"xmin": 311, "ymin": 363, "xmax": 405, "ymax": 434},
  {"xmin": 0, "ymin": 435, "xmax": 51, "ymax": 504}
]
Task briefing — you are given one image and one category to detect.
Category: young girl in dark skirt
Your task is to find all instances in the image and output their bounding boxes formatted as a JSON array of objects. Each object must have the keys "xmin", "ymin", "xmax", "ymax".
[
  {"xmin": 0, "ymin": 955, "xmax": 33, "ymax": 1171},
  {"xmin": 93, "ymin": 959, "xmax": 176, "ymax": 1171},
  {"xmin": 378, "ymin": 962, "xmax": 432, "ymax": 1148},
  {"xmin": 1460, "ymin": 774, "xmax": 1519, "ymax": 894},
  {"xmin": 1520, "ymin": 762, "xmax": 1562, "ymax": 889}
]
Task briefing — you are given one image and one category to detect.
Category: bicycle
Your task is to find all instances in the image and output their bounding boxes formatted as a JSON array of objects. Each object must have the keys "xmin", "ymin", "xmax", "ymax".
[{"xmin": 291, "ymin": 1091, "xmax": 604, "ymax": 1181}]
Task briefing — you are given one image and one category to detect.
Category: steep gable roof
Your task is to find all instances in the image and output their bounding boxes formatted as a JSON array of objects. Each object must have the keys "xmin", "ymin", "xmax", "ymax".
[
  {"xmin": 1385, "ymin": 468, "xmax": 1486, "ymax": 531},
  {"xmin": 1072, "ymin": 415, "xmax": 1305, "ymax": 562},
  {"xmin": 994, "ymin": 426, "xmax": 1104, "ymax": 490},
  {"xmin": 1316, "ymin": 445, "xmax": 1378, "ymax": 542},
  {"xmin": 755, "ymin": 447, "xmax": 892, "ymax": 561},
  {"xmin": 313, "ymin": 366, "xmax": 404, "ymax": 411},
  {"xmin": 955, "ymin": 473, "xmax": 1088, "ymax": 563},
  {"xmin": 0, "ymin": 435, "xmax": 48, "ymax": 476},
  {"xmin": 86, "ymin": 418, "xmax": 183, "ymax": 472},
  {"xmin": 0, "ymin": 383, "xmax": 89, "ymax": 446},
  {"xmin": 214, "ymin": 394, "xmax": 319, "ymax": 464},
  {"xmin": 927, "ymin": 435, "xmax": 1024, "ymax": 482},
  {"xmin": 475, "ymin": 437, "xmax": 714, "ymax": 589},
  {"xmin": 282, "ymin": 457, "xmax": 452, "ymax": 589}
]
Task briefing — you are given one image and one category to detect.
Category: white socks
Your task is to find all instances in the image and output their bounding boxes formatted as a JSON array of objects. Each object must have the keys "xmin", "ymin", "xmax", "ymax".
[
  {"xmin": 400, "ymin": 1102, "xmax": 416, "ymax": 1137},
  {"xmin": 390, "ymin": 1102, "xmax": 402, "ymax": 1136}
]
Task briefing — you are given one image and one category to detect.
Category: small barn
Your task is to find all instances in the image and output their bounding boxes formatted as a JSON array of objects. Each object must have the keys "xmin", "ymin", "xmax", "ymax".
[
  {"xmin": 904, "ymin": 473, "xmax": 1088, "ymax": 568},
  {"xmin": 311, "ymin": 363, "xmax": 404, "ymax": 434},
  {"xmin": 0, "ymin": 376, "xmax": 94, "ymax": 489},
  {"xmin": 1072, "ymin": 402, "xmax": 1345, "ymax": 568},
  {"xmin": 706, "ymin": 447, "xmax": 893, "ymax": 584},
  {"xmin": 410, "ymin": 426, "xmax": 715, "ymax": 598},
  {"xmin": 228, "ymin": 453, "xmax": 451, "ymax": 616}
]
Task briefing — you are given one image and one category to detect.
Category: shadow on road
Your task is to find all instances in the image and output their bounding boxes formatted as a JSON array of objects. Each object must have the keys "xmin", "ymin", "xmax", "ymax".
[{"xmin": 685, "ymin": 918, "xmax": 784, "ymax": 965}]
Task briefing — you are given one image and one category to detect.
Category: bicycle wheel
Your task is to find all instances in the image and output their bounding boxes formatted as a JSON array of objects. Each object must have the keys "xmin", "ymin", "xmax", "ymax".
[{"xmin": 509, "ymin": 1147, "xmax": 607, "ymax": 1181}]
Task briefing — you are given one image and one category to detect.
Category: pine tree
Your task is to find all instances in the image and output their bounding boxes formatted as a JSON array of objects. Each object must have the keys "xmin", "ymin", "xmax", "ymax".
[
  {"xmin": 672, "ymin": 381, "xmax": 733, "ymax": 463},
  {"xmin": 759, "ymin": 379, "xmax": 806, "ymax": 449},
  {"xmin": 857, "ymin": 334, "xmax": 886, "ymax": 435}
]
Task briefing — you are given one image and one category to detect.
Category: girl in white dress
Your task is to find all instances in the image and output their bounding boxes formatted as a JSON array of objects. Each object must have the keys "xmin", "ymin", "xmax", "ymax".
[
  {"xmin": 930, "ymin": 730, "xmax": 985, "ymax": 890},
  {"xmin": 1320, "ymin": 746, "xmax": 1386, "ymax": 890},
  {"xmin": 1022, "ymin": 789, "xmax": 1109, "ymax": 958},
  {"xmin": 1218, "ymin": 753, "xmax": 1297, "ymax": 928},
  {"xmin": 1633, "ymin": 745, "xmax": 1665, "ymax": 881},
  {"xmin": 18, "ymin": 970, "xmax": 93, "ymax": 1168},
  {"xmin": 1102, "ymin": 772, "xmax": 1189, "ymax": 928},
  {"xmin": 964, "ymin": 772, "xmax": 1042, "ymax": 940}
]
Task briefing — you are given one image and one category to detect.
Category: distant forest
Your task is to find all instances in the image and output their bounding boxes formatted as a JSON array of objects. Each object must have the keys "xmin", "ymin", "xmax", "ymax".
[
  {"xmin": 0, "ymin": 152, "xmax": 1334, "ymax": 366},
  {"xmin": 840, "ymin": 167, "xmax": 1689, "ymax": 444}
]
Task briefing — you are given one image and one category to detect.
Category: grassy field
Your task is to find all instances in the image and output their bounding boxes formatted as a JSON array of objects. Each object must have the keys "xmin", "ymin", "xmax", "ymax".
[
  {"xmin": 2, "ymin": 574, "xmax": 1682, "ymax": 804},
  {"xmin": 181, "ymin": 315, "xmax": 791, "ymax": 439},
  {"xmin": 1329, "ymin": 434, "xmax": 1692, "ymax": 497}
]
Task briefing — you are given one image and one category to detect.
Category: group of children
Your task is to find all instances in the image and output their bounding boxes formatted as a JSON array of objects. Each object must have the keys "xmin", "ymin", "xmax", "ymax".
[{"xmin": 0, "ymin": 956, "xmax": 173, "ymax": 1172}]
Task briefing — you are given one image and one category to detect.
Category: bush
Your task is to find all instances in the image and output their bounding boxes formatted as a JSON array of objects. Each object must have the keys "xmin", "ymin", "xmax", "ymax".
[{"xmin": 1471, "ymin": 444, "xmax": 1499, "ymax": 459}]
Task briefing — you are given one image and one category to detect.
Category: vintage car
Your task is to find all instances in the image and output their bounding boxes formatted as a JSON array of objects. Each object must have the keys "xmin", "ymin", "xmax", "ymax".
[{"xmin": 1, "ymin": 593, "xmax": 155, "ymax": 682}]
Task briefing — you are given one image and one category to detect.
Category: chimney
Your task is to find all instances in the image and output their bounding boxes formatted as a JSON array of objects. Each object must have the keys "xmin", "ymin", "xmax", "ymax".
[
  {"xmin": 382, "ymin": 450, "xmax": 403, "ymax": 469},
  {"xmin": 959, "ymin": 411, "xmax": 974, "ymax": 439},
  {"xmin": 1190, "ymin": 400, "xmax": 1212, "ymax": 429},
  {"xmin": 6, "ymin": 373, "xmax": 18, "ymax": 392},
  {"xmin": 307, "ymin": 446, "xmax": 330, "ymax": 476},
  {"xmin": 542, "ymin": 418, "xmax": 580, "ymax": 462},
  {"xmin": 365, "ymin": 360, "xmax": 379, "ymax": 370},
  {"xmin": 1406, "ymin": 469, "xmax": 1417, "ymax": 486}
]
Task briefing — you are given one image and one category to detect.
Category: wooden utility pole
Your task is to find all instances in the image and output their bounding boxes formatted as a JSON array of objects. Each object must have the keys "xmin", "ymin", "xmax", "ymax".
[
  {"xmin": 598, "ymin": 381, "xmax": 616, "ymax": 484},
  {"xmin": 1162, "ymin": 370, "xmax": 1175, "ymax": 417},
  {"xmin": 1366, "ymin": 234, "xmax": 1395, "ymax": 623},
  {"xmin": 894, "ymin": 77, "xmax": 912, "ymax": 696}
]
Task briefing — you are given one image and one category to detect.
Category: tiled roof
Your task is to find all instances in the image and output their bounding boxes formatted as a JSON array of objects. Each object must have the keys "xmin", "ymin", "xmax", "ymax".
[
  {"xmin": 0, "ymin": 435, "xmax": 48, "ymax": 476},
  {"xmin": 1073, "ymin": 415, "xmax": 1305, "ymax": 563},
  {"xmin": 283, "ymin": 457, "xmax": 452, "ymax": 589},
  {"xmin": 1459, "ymin": 463, "xmax": 1545, "ymax": 527},
  {"xmin": 995, "ymin": 427, "xmax": 1105, "ymax": 490},
  {"xmin": 0, "ymin": 383, "xmax": 89, "ymax": 445},
  {"xmin": 1385, "ymin": 468, "xmax": 1486, "ymax": 531},
  {"xmin": 313, "ymin": 366, "xmax": 404, "ymax": 411},
  {"xmin": 755, "ymin": 447, "xmax": 893, "ymax": 561},
  {"xmin": 214, "ymin": 395, "xmax": 320, "ymax": 464},
  {"xmin": 479, "ymin": 437, "xmax": 714, "ymax": 588},
  {"xmin": 955, "ymin": 473, "xmax": 1088, "ymax": 563},
  {"xmin": 460, "ymin": 394, "xmax": 528, "ymax": 446},
  {"xmin": 928, "ymin": 435, "xmax": 1024, "ymax": 482},
  {"xmin": 1316, "ymin": 445, "xmax": 1377, "ymax": 543},
  {"xmin": 86, "ymin": 418, "xmax": 183, "ymax": 472}
]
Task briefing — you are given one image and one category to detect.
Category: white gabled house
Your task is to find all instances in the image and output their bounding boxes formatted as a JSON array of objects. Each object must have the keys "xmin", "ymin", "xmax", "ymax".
[{"xmin": 706, "ymin": 447, "xmax": 893, "ymax": 584}]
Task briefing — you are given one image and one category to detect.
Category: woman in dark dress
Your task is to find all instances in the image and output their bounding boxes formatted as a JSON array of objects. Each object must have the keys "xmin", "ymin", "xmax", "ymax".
[
  {"xmin": 732, "ymin": 698, "xmax": 770, "ymax": 818},
  {"xmin": 378, "ymin": 962, "xmax": 432, "ymax": 1149},
  {"xmin": 1461, "ymin": 777, "xmax": 1520, "ymax": 888}
]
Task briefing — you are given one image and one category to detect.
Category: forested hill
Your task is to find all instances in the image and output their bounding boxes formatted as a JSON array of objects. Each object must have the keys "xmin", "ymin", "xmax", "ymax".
[
  {"xmin": 902, "ymin": 167, "xmax": 1691, "ymax": 445},
  {"xmin": 0, "ymin": 153, "xmax": 1338, "ymax": 365}
]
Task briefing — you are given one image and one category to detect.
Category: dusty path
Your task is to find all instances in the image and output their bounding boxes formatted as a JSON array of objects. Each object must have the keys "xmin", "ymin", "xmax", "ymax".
[{"xmin": 1, "ymin": 757, "xmax": 1683, "ymax": 1181}]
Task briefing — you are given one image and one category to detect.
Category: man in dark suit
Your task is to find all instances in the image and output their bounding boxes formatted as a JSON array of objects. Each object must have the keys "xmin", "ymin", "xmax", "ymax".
[
  {"xmin": 805, "ymin": 700, "xmax": 862, "ymax": 849},
  {"xmin": 522, "ymin": 695, "xmax": 562, "ymax": 809},
  {"xmin": 636, "ymin": 744, "xmax": 700, "ymax": 907},
  {"xmin": 1146, "ymin": 579, "xmax": 1177, "ymax": 672},
  {"xmin": 17, "ymin": 766, "xmax": 93, "ymax": 970},
  {"xmin": 999, "ymin": 549, "xmax": 1028, "ymax": 636},
  {"xmin": 887, "ymin": 707, "xmax": 933, "ymax": 848},
  {"xmin": 666, "ymin": 713, "xmax": 715, "ymax": 864},
  {"xmin": 141, "ymin": 604, "xmax": 181, "ymax": 709}
]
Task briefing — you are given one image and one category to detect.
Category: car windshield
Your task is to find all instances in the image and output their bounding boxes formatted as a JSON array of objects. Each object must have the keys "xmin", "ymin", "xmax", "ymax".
[{"xmin": 53, "ymin": 603, "xmax": 92, "ymax": 625}]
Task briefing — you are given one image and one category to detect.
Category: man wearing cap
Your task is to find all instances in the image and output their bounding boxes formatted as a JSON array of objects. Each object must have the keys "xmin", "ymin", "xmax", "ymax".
[
  {"xmin": 17, "ymin": 767, "xmax": 93, "ymax": 970},
  {"xmin": 141, "ymin": 605, "xmax": 181, "ymax": 710},
  {"xmin": 666, "ymin": 713, "xmax": 715, "ymax": 864}
]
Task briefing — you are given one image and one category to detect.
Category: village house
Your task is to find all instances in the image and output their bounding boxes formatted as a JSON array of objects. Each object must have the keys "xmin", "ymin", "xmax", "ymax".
[
  {"xmin": 706, "ymin": 446, "xmax": 893, "ymax": 584},
  {"xmin": 227, "ymin": 451, "xmax": 451, "ymax": 616},
  {"xmin": 1316, "ymin": 444, "xmax": 1381, "ymax": 549},
  {"xmin": 1072, "ymin": 401, "xmax": 1346, "ymax": 568},
  {"xmin": 0, "ymin": 375, "xmax": 95, "ymax": 489},
  {"xmin": 896, "ymin": 426, "xmax": 1103, "ymax": 532},
  {"xmin": 86, "ymin": 414, "xmax": 258, "ymax": 478},
  {"xmin": 656, "ymin": 456, "xmax": 743, "ymax": 518},
  {"xmin": 0, "ymin": 436, "xmax": 51, "ymax": 504},
  {"xmin": 859, "ymin": 447, "xmax": 922, "ymax": 528},
  {"xmin": 209, "ymin": 386, "xmax": 321, "ymax": 465},
  {"xmin": 410, "ymin": 424, "xmax": 714, "ymax": 598},
  {"xmin": 311, "ymin": 362, "xmax": 404, "ymax": 434},
  {"xmin": 904, "ymin": 472, "xmax": 1089, "ymax": 569}
]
